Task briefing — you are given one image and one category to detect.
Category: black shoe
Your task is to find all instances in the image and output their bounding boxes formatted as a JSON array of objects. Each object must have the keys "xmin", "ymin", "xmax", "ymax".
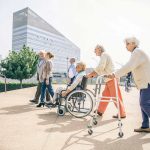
[
  {"xmin": 45, "ymin": 102, "xmax": 56, "ymax": 108},
  {"xmin": 30, "ymin": 99, "xmax": 38, "ymax": 104},
  {"xmin": 112, "ymin": 115, "xmax": 126, "ymax": 119},
  {"xmin": 97, "ymin": 112, "xmax": 103, "ymax": 116},
  {"xmin": 36, "ymin": 103, "xmax": 45, "ymax": 107},
  {"xmin": 94, "ymin": 111, "xmax": 103, "ymax": 116},
  {"xmin": 55, "ymin": 101, "xmax": 59, "ymax": 106}
]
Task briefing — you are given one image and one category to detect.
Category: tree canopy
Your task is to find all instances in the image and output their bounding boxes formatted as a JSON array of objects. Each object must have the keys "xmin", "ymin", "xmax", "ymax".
[{"xmin": 0, "ymin": 45, "xmax": 38, "ymax": 88}]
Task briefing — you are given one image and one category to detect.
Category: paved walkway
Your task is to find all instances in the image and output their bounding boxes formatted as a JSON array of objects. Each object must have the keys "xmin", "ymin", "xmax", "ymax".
[{"xmin": 0, "ymin": 85, "xmax": 150, "ymax": 150}]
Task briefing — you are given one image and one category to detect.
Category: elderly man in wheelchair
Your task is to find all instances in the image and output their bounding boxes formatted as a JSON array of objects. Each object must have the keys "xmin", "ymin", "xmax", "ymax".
[{"xmin": 46, "ymin": 62, "xmax": 93, "ymax": 118}]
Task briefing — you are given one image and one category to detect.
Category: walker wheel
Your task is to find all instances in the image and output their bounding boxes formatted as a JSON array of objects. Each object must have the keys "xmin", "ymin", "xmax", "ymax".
[
  {"xmin": 93, "ymin": 120, "xmax": 98, "ymax": 125},
  {"xmin": 88, "ymin": 129, "xmax": 93, "ymax": 135},
  {"xmin": 87, "ymin": 125, "xmax": 92, "ymax": 128},
  {"xmin": 118, "ymin": 132, "xmax": 124, "ymax": 138},
  {"xmin": 118, "ymin": 122, "xmax": 123, "ymax": 127}
]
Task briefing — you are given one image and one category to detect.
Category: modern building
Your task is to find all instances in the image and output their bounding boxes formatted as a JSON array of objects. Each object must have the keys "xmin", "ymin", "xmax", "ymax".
[{"xmin": 12, "ymin": 7, "xmax": 80, "ymax": 73}]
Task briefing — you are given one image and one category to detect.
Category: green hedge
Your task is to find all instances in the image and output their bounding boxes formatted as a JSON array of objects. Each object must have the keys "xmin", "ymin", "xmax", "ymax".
[{"xmin": 0, "ymin": 83, "xmax": 37, "ymax": 92}]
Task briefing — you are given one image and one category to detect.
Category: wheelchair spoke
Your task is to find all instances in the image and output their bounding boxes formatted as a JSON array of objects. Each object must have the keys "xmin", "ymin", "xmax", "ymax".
[{"xmin": 66, "ymin": 90, "xmax": 93, "ymax": 118}]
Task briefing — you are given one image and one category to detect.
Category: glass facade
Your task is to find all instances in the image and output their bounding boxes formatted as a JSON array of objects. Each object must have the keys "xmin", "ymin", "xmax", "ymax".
[{"xmin": 12, "ymin": 7, "xmax": 80, "ymax": 73}]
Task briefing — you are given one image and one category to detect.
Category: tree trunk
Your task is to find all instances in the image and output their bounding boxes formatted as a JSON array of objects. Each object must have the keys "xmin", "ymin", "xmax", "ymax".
[{"xmin": 20, "ymin": 80, "xmax": 22, "ymax": 89}]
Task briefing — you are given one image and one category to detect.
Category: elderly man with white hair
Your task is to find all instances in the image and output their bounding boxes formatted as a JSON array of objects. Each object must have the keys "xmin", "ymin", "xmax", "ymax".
[
  {"xmin": 68, "ymin": 58, "xmax": 77, "ymax": 85},
  {"xmin": 87, "ymin": 44, "xmax": 126, "ymax": 118},
  {"xmin": 107, "ymin": 37, "xmax": 150, "ymax": 133}
]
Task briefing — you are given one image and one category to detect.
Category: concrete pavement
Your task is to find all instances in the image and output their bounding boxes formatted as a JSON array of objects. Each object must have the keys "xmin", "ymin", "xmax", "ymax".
[{"xmin": 0, "ymin": 85, "xmax": 150, "ymax": 150}]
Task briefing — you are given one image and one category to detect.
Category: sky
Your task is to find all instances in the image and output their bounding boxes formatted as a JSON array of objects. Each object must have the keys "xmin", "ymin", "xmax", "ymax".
[{"xmin": 0, "ymin": 0, "xmax": 150, "ymax": 68}]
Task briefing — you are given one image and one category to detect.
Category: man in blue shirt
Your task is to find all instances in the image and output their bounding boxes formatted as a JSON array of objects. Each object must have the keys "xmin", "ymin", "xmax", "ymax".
[{"xmin": 68, "ymin": 58, "xmax": 77, "ymax": 85}]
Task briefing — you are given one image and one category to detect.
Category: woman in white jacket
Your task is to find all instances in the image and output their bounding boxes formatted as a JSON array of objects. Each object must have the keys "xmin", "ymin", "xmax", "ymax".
[{"xmin": 107, "ymin": 37, "xmax": 150, "ymax": 133}]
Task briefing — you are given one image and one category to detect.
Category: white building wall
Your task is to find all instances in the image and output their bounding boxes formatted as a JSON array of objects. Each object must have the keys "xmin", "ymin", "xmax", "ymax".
[
  {"xmin": 12, "ymin": 8, "xmax": 80, "ymax": 73},
  {"xmin": 12, "ymin": 25, "xmax": 80, "ymax": 73}
]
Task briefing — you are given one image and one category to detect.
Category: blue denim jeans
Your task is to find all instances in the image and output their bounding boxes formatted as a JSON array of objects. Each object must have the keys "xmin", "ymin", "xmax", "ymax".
[
  {"xmin": 40, "ymin": 77, "xmax": 54, "ymax": 103},
  {"xmin": 140, "ymin": 84, "xmax": 150, "ymax": 128}
]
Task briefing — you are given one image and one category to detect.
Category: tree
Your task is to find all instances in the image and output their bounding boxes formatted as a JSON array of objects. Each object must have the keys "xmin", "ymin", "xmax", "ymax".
[{"xmin": 0, "ymin": 45, "xmax": 38, "ymax": 88}]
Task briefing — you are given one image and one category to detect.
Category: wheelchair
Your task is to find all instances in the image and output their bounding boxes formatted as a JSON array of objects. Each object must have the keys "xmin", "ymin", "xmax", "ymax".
[{"xmin": 56, "ymin": 76, "xmax": 93, "ymax": 118}]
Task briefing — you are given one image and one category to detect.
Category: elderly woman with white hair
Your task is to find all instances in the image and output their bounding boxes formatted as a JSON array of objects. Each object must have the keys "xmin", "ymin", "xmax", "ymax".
[
  {"xmin": 107, "ymin": 37, "xmax": 150, "ymax": 133},
  {"xmin": 61, "ymin": 62, "xmax": 86, "ymax": 97},
  {"xmin": 87, "ymin": 44, "xmax": 126, "ymax": 118}
]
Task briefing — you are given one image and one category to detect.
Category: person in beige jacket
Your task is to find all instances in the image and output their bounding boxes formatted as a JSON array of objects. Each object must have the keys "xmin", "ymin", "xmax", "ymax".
[{"xmin": 107, "ymin": 37, "xmax": 150, "ymax": 133}]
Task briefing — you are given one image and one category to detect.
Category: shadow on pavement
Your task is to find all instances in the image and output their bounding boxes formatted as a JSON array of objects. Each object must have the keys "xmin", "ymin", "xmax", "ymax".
[
  {"xmin": 61, "ymin": 132, "xmax": 150, "ymax": 150},
  {"xmin": 0, "ymin": 104, "xmax": 36, "ymax": 114},
  {"xmin": 37, "ymin": 112, "xmax": 116, "ymax": 133}
]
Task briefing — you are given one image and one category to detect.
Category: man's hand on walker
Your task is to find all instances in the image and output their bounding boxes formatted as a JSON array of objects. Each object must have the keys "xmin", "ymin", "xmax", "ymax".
[
  {"xmin": 86, "ymin": 72, "xmax": 97, "ymax": 78},
  {"xmin": 104, "ymin": 74, "xmax": 115, "ymax": 79},
  {"xmin": 86, "ymin": 74, "xmax": 92, "ymax": 78}
]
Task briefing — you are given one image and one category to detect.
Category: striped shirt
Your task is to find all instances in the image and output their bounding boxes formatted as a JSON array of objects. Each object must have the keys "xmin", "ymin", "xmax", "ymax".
[{"xmin": 68, "ymin": 71, "xmax": 86, "ymax": 91}]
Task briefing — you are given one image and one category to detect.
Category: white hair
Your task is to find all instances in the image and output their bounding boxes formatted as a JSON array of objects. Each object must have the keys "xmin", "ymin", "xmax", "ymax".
[
  {"xmin": 76, "ymin": 61, "xmax": 86, "ymax": 71},
  {"xmin": 124, "ymin": 37, "xmax": 140, "ymax": 47},
  {"xmin": 38, "ymin": 50, "xmax": 46, "ymax": 54},
  {"xmin": 95, "ymin": 44, "xmax": 105, "ymax": 52}
]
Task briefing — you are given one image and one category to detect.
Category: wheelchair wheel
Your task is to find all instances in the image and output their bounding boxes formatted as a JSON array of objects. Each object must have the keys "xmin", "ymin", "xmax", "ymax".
[{"xmin": 66, "ymin": 90, "xmax": 93, "ymax": 118}]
